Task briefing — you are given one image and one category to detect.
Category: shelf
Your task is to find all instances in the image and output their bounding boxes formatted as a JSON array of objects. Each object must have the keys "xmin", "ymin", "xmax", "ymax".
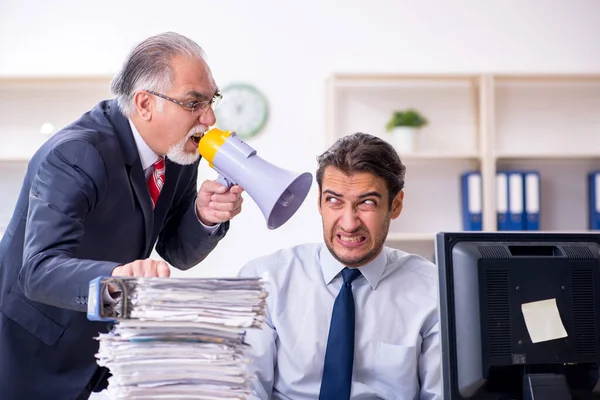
[
  {"xmin": 332, "ymin": 76, "xmax": 479, "ymax": 89},
  {"xmin": 401, "ymin": 152, "xmax": 480, "ymax": 161},
  {"xmin": 494, "ymin": 78, "xmax": 600, "ymax": 156},
  {"xmin": 496, "ymin": 153, "xmax": 600, "ymax": 160},
  {"xmin": 329, "ymin": 76, "xmax": 480, "ymax": 155},
  {"xmin": 493, "ymin": 74, "xmax": 600, "ymax": 81},
  {"xmin": 325, "ymin": 73, "xmax": 600, "ymax": 259},
  {"xmin": 386, "ymin": 233, "xmax": 436, "ymax": 241},
  {"xmin": 497, "ymin": 158, "xmax": 600, "ymax": 231},
  {"xmin": 0, "ymin": 75, "xmax": 114, "ymax": 85}
]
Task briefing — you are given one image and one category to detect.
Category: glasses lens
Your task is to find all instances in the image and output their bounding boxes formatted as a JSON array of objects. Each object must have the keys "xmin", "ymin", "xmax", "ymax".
[{"xmin": 211, "ymin": 95, "xmax": 222, "ymax": 110}]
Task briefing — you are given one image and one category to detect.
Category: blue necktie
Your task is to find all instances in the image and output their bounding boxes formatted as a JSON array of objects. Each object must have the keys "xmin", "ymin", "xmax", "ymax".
[{"xmin": 319, "ymin": 267, "xmax": 362, "ymax": 400}]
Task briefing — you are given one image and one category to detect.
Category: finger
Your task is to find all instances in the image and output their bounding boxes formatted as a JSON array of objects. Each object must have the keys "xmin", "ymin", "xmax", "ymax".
[
  {"xmin": 132, "ymin": 261, "xmax": 145, "ymax": 277},
  {"xmin": 145, "ymin": 263, "xmax": 157, "ymax": 277},
  {"xmin": 229, "ymin": 185, "xmax": 245, "ymax": 194},
  {"xmin": 121, "ymin": 265, "xmax": 134, "ymax": 277},
  {"xmin": 209, "ymin": 200, "xmax": 239, "ymax": 212},
  {"xmin": 200, "ymin": 180, "xmax": 230, "ymax": 194},
  {"xmin": 235, "ymin": 196, "xmax": 244, "ymax": 209},
  {"xmin": 157, "ymin": 261, "xmax": 171, "ymax": 277},
  {"xmin": 110, "ymin": 266, "xmax": 122, "ymax": 277},
  {"xmin": 142, "ymin": 258, "xmax": 158, "ymax": 277},
  {"xmin": 231, "ymin": 203, "xmax": 243, "ymax": 218},
  {"xmin": 111, "ymin": 265, "xmax": 132, "ymax": 277},
  {"xmin": 211, "ymin": 191, "xmax": 242, "ymax": 204}
]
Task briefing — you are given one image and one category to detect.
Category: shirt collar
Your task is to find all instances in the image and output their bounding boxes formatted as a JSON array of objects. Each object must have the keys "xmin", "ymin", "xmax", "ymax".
[
  {"xmin": 128, "ymin": 118, "xmax": 161, "ymax": 170},
  {"xmin": 319, "ymin": 244, "xmax": 387, "ymax": 290}
]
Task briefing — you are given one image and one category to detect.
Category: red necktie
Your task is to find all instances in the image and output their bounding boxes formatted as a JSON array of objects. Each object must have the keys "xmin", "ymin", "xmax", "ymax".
[{"xmin": 147, "ymin": 157, "xmax": 165, "ymax": 208}]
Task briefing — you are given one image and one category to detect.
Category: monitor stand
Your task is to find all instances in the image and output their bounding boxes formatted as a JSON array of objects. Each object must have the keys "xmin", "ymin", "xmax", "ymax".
[{"xmin": 523, "ymin": 373, "xmax": 572, "ymax": 400}]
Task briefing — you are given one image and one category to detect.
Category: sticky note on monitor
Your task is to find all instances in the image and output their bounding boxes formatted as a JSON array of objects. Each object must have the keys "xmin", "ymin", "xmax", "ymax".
[{"xmin": 521, "ymin": 298, "xmax": 568, "ymax": 343}]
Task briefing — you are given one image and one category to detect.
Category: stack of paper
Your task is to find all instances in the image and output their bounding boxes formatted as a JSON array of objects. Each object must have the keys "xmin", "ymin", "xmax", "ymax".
[{"xmin": 94, "ymin": 277, "xmax": 267, "ymax": 399}]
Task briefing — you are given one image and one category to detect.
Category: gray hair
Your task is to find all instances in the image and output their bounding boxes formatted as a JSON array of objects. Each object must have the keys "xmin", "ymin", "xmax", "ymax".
[{"xmin": 111, "ymin": 32, "xmax": 207, "ymax": 117}]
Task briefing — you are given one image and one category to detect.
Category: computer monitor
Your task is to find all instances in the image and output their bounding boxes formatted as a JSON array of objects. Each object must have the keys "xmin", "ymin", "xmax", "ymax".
[{"xmin": 435, "ymin": 232, "xmax": 600, "ymax": 400}]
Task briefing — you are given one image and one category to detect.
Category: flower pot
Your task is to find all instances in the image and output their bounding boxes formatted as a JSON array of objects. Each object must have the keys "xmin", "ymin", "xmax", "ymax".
[{"xmin": 389, "ymin": 127, "xmax": 418, "ymax": 153}]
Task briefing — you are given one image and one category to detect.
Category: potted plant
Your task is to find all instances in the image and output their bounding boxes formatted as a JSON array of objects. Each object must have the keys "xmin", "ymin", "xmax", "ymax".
[{"xmin": 385, "ymin": 109, "xmax": 428, "ymax": 152}]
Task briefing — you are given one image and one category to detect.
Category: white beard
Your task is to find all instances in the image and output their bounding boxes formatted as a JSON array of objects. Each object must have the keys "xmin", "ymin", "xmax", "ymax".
[{"xmin": 166, "ymin": 125, "xmax": 206, "ymax": 165}]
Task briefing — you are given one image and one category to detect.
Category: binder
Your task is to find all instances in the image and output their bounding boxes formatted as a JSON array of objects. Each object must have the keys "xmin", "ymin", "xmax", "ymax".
[
  {"xmin": 588, "ymin": 171, "xmax": 600, "ymax": 230},
  {"xmin": 507, "ymin": 171, "xmax": 525, "ymax": 231},
  {"xmin": 461, "ymin": 171, "xmax": 482, "ymax": 231},
  {"xmin": 523, "ymin": 171, "xmax": 540, "ymax": 230},
  {"xmin": 496, "ymin": 172, "xmax": 509, "ymax": 231}
]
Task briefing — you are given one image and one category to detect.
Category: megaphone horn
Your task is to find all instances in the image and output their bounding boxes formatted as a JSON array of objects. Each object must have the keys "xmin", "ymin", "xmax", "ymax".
[{"xmin": 198, "ymin": 128, "xmax": 313, "ymax": 230}]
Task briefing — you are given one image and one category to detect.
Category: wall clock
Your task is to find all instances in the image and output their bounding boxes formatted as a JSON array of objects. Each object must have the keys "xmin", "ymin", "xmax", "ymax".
[{"xmin": 214, "ymin": 82, "xmax": 269, "ymax": 139}]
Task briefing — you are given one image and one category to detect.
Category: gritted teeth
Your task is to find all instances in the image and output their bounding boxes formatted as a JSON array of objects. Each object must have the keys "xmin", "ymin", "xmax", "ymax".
[{"xmin": 338, "ymin": 235, "xmax": 365, "ymax": 243}]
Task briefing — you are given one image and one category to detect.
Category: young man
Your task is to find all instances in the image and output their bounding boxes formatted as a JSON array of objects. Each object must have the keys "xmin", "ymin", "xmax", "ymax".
[
  {"xmin": 239, "ymin": 132, "xmax": 441, "ymax": 399},
  {"xmin": 0, "ymin": 32, "xmax": 244, "ymax": 399}
]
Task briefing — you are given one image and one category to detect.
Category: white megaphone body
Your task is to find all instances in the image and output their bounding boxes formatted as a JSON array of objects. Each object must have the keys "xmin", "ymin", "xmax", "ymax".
[{"xmin": 198, "ymin": 128, "xmax": 313, "ymax": 230}]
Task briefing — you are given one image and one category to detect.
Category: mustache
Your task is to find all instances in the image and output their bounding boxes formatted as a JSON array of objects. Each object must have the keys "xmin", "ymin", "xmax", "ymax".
[{"xmin": 187, "ymin": 125, "xmax": 207, "ymax": 139}]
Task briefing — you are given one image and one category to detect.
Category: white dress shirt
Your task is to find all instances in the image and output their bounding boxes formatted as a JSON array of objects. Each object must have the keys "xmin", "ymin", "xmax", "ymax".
[
  {"xmin": 238, "ymin": 243, "xmax": 441, "ymax": 400},
  {"xmin": 128, "ymin": 119, "xmax": 218, "ymax": 232},
  {"xmin": 129, "ymin": 119, "xmax": 162, "ymax": 180},
  {"xmin": 102, "ymin": 121, "xmax": 219, "ymax": 303}
]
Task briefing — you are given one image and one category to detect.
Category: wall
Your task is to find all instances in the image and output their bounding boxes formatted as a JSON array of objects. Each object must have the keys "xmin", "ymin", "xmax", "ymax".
[{"xmin": 1, "ymin": 0, "xmax": 599, "ymax": 277}]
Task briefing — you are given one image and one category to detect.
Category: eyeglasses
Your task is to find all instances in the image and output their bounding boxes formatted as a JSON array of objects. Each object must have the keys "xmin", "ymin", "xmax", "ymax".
[{"xmin": 145, "ymin": 89, "xmax": 222, "ymax": 114}]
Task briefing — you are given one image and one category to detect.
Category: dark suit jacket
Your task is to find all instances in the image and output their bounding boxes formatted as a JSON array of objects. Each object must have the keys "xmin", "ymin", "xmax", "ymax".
[{"xmin": 0, "ymin": 99, "xmax": 228, "ymax": 399}]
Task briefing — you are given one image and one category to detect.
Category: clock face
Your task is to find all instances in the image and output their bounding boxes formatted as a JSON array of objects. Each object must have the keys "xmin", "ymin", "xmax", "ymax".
[{"xmin": 214, "ymin": 83, "xmax": 269, "ymax": 139}]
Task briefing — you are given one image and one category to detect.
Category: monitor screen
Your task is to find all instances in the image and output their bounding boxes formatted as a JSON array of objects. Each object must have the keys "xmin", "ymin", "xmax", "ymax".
[{"xmin": 435, "ymin": 232, "xmax": 600, "ymax": 400}]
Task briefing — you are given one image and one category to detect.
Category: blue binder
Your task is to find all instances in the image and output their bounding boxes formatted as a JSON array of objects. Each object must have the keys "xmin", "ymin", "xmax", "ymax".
[
  {"xmin": 87, "ymin": 276, "xmax": 114, "ymax": 321},
  {"xmin": 461, "ymin": 171, "xmax": 482, "ymax": 231},
  {"xmin": 588, "ymin": 171, "xmax": 600, "ymax": 230},
  {"xmin": 496, "ymin": 172, "xmax": 509, "ymax": 230},
  {"xmin": 523, "ymin": 170, "xmax": 540, "ymax": 230},
  {"xmin": 507, "ymin": 171, "xmax": 525, "ymax": 231}
]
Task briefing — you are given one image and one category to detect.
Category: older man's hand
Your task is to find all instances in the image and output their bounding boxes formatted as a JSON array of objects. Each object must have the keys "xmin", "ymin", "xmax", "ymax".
[{"xmin": 195, "ymin": 180, "xmax": 244, "ymax": 225}]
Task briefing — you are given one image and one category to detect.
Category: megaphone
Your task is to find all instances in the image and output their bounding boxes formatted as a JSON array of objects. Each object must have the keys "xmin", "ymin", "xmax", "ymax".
[{"xmin": 198, "ymin": 128, "xmax": 313, "ymax": 230}]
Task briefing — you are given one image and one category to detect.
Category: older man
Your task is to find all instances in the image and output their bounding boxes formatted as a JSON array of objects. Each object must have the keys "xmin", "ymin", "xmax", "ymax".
[{"xmin": 0, "ymin": 32, "xmax": 243, "ymax": 399}]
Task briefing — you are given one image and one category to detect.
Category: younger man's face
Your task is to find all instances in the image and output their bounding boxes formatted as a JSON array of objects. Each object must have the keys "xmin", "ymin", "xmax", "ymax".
[{"xmin": 318, "ymin": 166, "xmax": 403, "ymax": 267}]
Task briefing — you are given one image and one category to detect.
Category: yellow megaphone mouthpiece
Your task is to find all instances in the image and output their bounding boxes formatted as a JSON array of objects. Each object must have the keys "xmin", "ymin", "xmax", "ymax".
[{"xmin": 197, "ymin": 128, "xmax": 232, "ymax": 165}]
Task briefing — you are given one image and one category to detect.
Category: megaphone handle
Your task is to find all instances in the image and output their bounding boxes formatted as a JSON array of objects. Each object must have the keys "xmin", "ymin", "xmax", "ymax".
[{"xmin": 216, "ymin": 174, "xmax": 235, "ymax": 189}]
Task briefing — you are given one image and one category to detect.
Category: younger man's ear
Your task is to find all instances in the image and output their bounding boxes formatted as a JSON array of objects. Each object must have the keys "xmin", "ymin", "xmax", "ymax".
[{"xmin": 391, "ymin": 191, "xmax": 404, "ymax": 219}]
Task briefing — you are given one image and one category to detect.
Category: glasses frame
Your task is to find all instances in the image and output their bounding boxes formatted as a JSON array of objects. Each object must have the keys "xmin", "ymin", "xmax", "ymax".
[{"xmin": 145, "ymin": 89, "xmax": 222, "ymax": 114}]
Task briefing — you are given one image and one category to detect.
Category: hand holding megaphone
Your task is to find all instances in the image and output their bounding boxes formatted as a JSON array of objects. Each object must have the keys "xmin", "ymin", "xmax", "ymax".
[{"xmin": 197, "ymin": 128, "xmax": 313, "ymax": 230}]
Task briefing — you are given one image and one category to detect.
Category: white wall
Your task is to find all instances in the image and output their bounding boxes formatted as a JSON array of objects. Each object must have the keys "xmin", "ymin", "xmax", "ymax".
[{"xmin": 1, "ymin": 0, "xmax": 599, "ymax": 277}]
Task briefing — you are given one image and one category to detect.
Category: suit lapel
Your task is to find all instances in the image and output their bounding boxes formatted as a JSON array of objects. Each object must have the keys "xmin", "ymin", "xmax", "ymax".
[
  {"xmin": 129, "ymin": 160, "xmax": 154, "ymax": 252},
  {"xmin": 107, "ymin": 100, "xmax": 154, "ymax": 254}
]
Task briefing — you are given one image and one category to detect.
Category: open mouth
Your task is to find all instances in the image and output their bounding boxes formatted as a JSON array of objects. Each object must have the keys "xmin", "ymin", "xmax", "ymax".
[{"xmin": 190, "ymin": 133, "xmax": 203, "ymax": 145}]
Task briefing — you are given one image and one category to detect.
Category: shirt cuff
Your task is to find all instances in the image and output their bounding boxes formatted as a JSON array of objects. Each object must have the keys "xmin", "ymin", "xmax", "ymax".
[{"xmin": 196, "ymin": 212, "xmax": 221, "ymax": 235}]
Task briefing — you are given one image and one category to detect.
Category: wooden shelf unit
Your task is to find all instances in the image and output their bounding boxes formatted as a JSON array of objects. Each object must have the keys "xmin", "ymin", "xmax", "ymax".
[{"xmin": 326, "ymin": 73, "xmax": 600, "ymax": 261}]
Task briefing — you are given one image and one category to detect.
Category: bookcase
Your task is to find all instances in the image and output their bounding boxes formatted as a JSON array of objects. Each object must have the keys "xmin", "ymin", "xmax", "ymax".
[{"xmin": 325, "ymin": 73, "xmax": 600, "ymax": 261}]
